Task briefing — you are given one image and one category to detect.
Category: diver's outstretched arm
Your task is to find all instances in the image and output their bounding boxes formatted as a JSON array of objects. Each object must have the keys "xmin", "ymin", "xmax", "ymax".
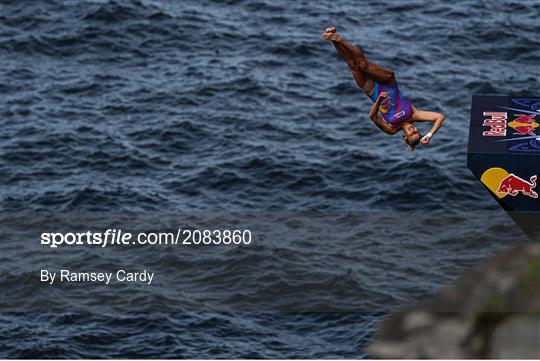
[{"xmin": 411, "ymin": 107, "xmax": 446, "ymax": 144}]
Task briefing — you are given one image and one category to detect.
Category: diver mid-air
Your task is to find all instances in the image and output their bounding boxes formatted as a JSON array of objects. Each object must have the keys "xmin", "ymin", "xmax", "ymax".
[{"xmin": 322, "ymin": 27, "xmax": 445, "ymax": 150}]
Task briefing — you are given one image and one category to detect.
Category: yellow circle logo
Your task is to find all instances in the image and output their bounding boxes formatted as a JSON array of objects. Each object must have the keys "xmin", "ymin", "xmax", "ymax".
[{"xmin": 480, "ymin": 167, "xmax": 510, "ymax": 199}]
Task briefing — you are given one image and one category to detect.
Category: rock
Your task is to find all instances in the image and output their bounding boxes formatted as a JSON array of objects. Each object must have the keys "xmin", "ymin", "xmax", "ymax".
[
  {"xmin": 369, "ymin": 242, "xmax": 540, "ymax": 359},
  {"xmin": 369, "ymin": 319, "xmax": 472, "ymax": 359},
  {"xmin": 402, "ymin": 311, "xmax": 434, "ymax": 332},
  {"xmin": 490, "ymin": 316, "xmax": 540, "ymax": 359}
]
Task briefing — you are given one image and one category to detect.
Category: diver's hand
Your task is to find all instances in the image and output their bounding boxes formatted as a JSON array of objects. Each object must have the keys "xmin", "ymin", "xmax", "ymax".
[
  {"xmin": 420, "ymin": 132, "xmax": 433, "ymax": 144},
  {"xmin": 379, "ymin": 92, "xmax": 389, "ymax": 99}
]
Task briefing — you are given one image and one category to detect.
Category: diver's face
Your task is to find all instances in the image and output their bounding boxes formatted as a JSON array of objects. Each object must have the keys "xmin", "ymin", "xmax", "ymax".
[
  {"xmin": 402, "ymin": 123, "xmax": 421, "ymax": 146},
  {"xmin": 403, "ymin": 123, "xmax": 419, "ymax": 138}
]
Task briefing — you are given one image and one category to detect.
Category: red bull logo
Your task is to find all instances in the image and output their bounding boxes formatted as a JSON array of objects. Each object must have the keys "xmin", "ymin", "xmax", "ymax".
[
  {"xmin": 507, "ymin": 114, "xmax": 538, "ymax": 136},
  {"xmin": 497, "ymin": 174, "xmax": 538, "ymax": 199},
  {"xmin": 481, "ymin": 167, "xmax": 538, "ymax": 199},
  {"xmin": 379, "ymin": 98, "xmax": 392, "ymax": 114},
  {"xmin": 482, "ymin": 112, "xmax": 507, "ymax": 137}
]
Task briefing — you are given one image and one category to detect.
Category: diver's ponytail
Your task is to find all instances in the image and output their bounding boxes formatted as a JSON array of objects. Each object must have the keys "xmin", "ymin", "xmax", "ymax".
[{"xmin": 405, "ymin": 135, "xmax": 420, "ymax": 151}]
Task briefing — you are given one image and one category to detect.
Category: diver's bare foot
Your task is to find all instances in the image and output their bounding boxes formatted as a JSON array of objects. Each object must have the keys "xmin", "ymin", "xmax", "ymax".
[{"xmin": 321, "ymin": 27, "xmax": 341, "ymax": 42}]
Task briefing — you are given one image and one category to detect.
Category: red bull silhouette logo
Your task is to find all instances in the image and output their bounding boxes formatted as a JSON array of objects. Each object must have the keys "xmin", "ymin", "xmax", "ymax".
[
  {"xmin": 507, "ymin": 114, "xmax": 538, "ymax": 136},
  {"xmin": 497, "ymin": 174, "xmax": 538, "ymax": 199},
  {"xmin": 480, "ymin": 167, "xmax": 538, "ymax": 199}
]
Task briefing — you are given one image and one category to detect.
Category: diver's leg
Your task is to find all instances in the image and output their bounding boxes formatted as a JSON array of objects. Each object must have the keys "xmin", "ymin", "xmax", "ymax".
[
  {"xmin": 337, "ymin": 44, "xmax": 370, "ymax": 89},
  {"xmin": 335, "ymin": 36, "xmax": 395, "ymax": 85},
  {"xmin": 322, "ymin": 27, "xmax": 370, "ymax": 90}
]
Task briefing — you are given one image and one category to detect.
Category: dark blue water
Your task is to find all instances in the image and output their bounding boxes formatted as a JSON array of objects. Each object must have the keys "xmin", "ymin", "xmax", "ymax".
[{"xmin": 1, "ymin": 0, "xmax": 539, "ymax": 358}]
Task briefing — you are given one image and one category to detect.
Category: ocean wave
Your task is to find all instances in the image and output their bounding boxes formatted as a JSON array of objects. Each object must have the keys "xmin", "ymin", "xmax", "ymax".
[{"xmin": 1, "ymin": 0, "xmax": 536, "ymax": 357}]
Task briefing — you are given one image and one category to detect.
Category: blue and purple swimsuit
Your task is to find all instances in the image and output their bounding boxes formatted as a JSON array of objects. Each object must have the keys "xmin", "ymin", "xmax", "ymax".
[{"xmin": 368, "ymin": 79, "xmax": 413, "ymax": 125}]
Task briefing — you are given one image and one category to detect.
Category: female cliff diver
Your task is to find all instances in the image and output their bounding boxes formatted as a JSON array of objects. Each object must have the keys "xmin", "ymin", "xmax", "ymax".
[{"xmin": 322, "ymin": 27, "xmax": 445, "ymax": 150}]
